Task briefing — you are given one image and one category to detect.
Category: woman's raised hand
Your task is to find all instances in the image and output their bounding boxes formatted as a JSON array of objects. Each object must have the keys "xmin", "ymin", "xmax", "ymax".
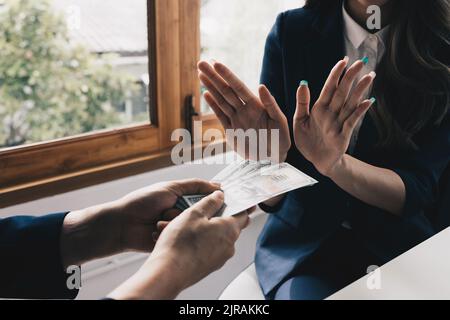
[
  {"xmin": 198, "ymin": 61, "xmax": 291, "ymax": 162},
  {"xmin": 293, "ymin": 57, "xmax": 376, "ymax": 177}
]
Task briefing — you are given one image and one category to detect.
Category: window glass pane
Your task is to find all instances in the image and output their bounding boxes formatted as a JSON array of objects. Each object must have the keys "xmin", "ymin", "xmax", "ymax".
[
  {"xmin": 0, "ymin": 0, "xmax": 150, "ymax": 148},
  {"xmin": 200, "ymin": 0, "xmax": 304, "ymax": 113}
]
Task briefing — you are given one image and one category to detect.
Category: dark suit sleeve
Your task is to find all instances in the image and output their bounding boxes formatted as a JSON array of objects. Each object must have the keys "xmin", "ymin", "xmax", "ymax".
[
  {"xmin": 0, "ymin": 213, "xmax": 79, "ymax": 299},
  {"xmin": 391, "ymin": 114, "xmax": 450, "ymax": 217},
  {"xmin": 259, "ymin": 197, "xmax": 287, "ymax": 214}
]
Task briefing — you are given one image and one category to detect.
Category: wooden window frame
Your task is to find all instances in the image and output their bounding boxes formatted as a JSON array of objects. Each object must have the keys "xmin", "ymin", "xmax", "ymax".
[{"xmin": 0, "ymin": 0, "xmax": 223, "ymax": 208}]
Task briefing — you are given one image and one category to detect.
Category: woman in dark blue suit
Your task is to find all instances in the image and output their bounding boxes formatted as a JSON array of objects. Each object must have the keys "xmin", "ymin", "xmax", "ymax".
[{"xmin": 198, "ymin": 0, "xmax": 449, "ymax": 299}]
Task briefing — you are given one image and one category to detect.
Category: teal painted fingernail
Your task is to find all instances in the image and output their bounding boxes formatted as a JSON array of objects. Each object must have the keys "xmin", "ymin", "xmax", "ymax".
[
  {"xmin": 361, "ymin": 56, "xmax": 369, "ymax": 65},
  {"xmin": 299, "ymin": 80, "xmax": 308, "ymax": 87},
  {"xmin": 370, "ymin": 97, "xmax": 376, "ymax": 104}
]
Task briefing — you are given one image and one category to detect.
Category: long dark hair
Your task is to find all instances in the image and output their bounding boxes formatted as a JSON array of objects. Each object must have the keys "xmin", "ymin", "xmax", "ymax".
[{"xmin": 305, "ymin": 0, "xmax": 450, "ymax": 150}]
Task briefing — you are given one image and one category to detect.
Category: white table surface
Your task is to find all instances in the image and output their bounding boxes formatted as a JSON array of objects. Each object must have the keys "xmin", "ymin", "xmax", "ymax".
[{"xmin": 329, "ymin": 227, "xmax": 450, "ymax": 300}]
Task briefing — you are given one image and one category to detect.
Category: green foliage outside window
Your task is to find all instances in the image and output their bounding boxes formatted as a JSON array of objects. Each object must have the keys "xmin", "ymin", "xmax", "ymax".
[{"xmin": 0, "ymin": 0, "xmax": 138, "ymax": 147}]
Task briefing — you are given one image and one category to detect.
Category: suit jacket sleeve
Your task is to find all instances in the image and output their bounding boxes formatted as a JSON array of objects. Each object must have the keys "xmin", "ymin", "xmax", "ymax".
[
  {"xmin": 391, "ymin": 113, "xmax": 450, "ymax": 218},
  {"xmin": 0, "ymin": 213, "xmax": 79, "ymax": 299}
]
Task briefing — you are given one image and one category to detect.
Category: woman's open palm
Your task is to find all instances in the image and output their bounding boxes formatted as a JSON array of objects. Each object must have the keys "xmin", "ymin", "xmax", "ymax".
[
  {"xmin": 198, "ymin": 61, "xmax": 291, "ymax": 162},
  {"xmin": 294, "ymin": 57, "xmax": 376, "ymax": 176}
]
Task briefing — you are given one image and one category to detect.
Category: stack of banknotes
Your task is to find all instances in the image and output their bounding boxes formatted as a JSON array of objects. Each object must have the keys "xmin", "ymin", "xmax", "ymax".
[{"xmin": 175, "ymin": 160, "xmax": 318, "ymax": 217}]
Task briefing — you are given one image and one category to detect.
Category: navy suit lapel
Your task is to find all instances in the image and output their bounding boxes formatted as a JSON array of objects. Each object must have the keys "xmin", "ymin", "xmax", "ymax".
[{"xmin": 354, "ymin": 111, "xmax": 380, "ymax": 159}]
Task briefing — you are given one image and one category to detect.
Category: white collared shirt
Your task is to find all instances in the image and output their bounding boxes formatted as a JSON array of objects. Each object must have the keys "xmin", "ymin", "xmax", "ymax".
[{"xmin": 342, "ymin": 2, "xmax": 389, "ymax": 77}]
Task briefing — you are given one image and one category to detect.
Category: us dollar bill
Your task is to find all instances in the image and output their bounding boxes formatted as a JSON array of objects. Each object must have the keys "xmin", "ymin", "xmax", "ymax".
[{"xmin": 177, "ymin": 161, "xmax": 318, "ymax": 217}]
